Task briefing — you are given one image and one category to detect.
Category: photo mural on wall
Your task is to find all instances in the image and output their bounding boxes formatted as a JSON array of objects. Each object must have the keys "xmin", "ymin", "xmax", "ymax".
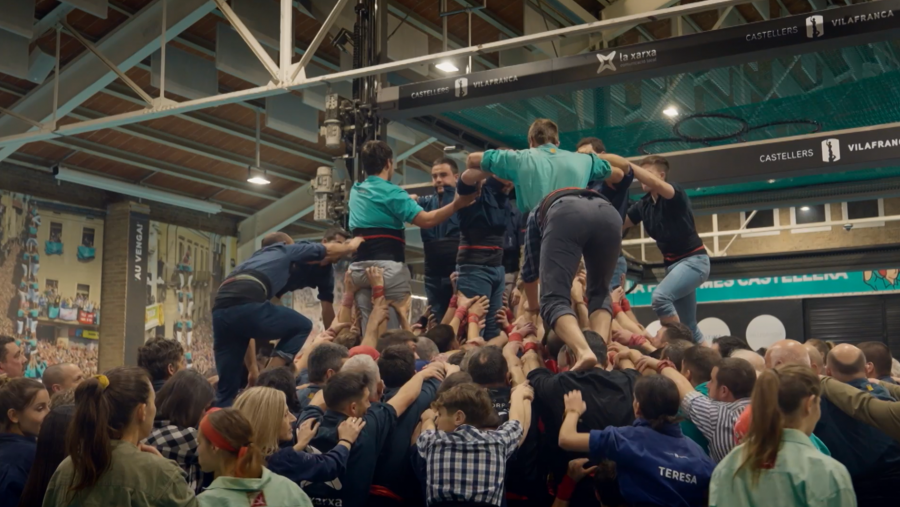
[{"xmin": 0, "ymin": 191, "xmax": 102, "ymax": 379}]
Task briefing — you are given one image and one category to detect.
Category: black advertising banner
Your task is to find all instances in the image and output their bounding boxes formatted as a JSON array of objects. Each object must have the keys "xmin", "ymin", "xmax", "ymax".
[
  {"xmin": 124, "ymin": 210, "xmax": 149, "ymax": 366},
  {"xmin": 660, "ymin": 122, "xmax": 900, "ymax": 188},
  {"xmin": 381, "ymin": 0, "xmax": 900, "ymax": 119}
]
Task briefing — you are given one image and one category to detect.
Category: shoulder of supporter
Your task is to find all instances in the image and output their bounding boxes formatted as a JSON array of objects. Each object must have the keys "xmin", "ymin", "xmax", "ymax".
[{"xmin": 286, "ymin": 241, "xmax": 327, "ymax": 263}]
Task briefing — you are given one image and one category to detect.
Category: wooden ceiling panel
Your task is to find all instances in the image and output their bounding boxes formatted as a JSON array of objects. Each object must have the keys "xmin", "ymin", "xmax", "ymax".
[
  {"xmin": 142, "ymin": 171, "xmax": 222, "ymax": 197},
  {"xmin": 207, "ymin": 189, "xmax": 270, "ymax": 210},
  {"xmin": 18, "ymin": 141, "xmax": 75, "ymax": 161}
]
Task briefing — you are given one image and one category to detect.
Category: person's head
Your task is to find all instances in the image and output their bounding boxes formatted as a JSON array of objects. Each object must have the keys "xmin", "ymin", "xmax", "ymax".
[
  {"xmin": 576, "ymin": 137, "xmax": 606, "ymax": 155},
  {"xmin": 260, "ymin": 231, "xmax": 294, "ymax": 247},
  {"xmin": 731, "ymin": 349, "xmax": 766, "ymax": 374},
  {"xmin": 416, "ymin": 338, "xmax": 439, "ymax": 362},
  {"xmin": 708, "ymin": 357, "xmax": 756, "ymax": 402},
  {"xmin": 342, "ymin": 354, "xmax": 383, "ymax": 402},
  {"xmin": 804, "ymin": 339, "xmax": 833, "ymax": 361},
  {"xmin": 661, "ymin": 339, "xmax": 694, "ymax": 371},
  {"xmin": 137, "ymin": 337, "xmax": 185, "ymax": 385},
  {"xmin": 467, "ymin": 346, "xmax": 510, "ymax": 387},
  {"xmin": 632, "ymin": 375, "xmax": 680, "ymax": 431},
  {"xmin": 432, "ymin": 383, "xmax": 494, "ymax": 431},
  {"xmin": 431, "ymin": 157, "xmax": 459, "ymax": 192},
  {"xmin": 437, "ymin": 372, "xmax": 474, "ymax": 395},
  {"xmin": 657, "ymin": 322, "xmax": 694, "ymax": 347},
  {"xmin": 858, "ymin": 341, "xmax": 893, "ymax": 379},
  {"xmin": 765, "ymin": 339, "xmax": 811, "ymax": 369},
  {"xmin": 256, "ymin": 367, "xmax": 302, "ymax": 415},
  {"xmin": 41, "ymin": 363, "xmax": 84, "ymax": 394},
  {"xmin": 0, "ymin": 336, "xmax": 25, "ymax": 378},
  {"xmin": 584, "ymin": 331, "xmax": 609, "ymax": 368},
  {"xmin": 593, "ymin": 461, "xmax": 625, "ymax": 507},
  {"xmin": 323, "ymin": 370, "xmax": 371, "ymax": 417},
  {"xmin": 712, "ymin": 336, "xmax": 751, "ymax": 359},
  {"xmin": 17, "ymin": 404, "xmax": 75, "ymax": 507},
  {"xmin": 333, "ymin": 328, "xmax": 361, "ymax": 350},
  {"xmin": 307, "ymin": 342, "xmax": 348, "ymax": 384},
  {"xmin": 447, "ymin": 350, "xmax": 467, "ymax": 367},
  {"xmin": 233, "ymin": 387, "xmax": 294, "ymax": 455},
  {"xmin": 155, "ymin": 369, "xmax": 215, "ymax": 428},
  {"xmin": 739, "ymin": 364, "xmax": 821, "ymax": 484},
  {"xmin": 638, "ymin": 155, "xmax": 670, "ymax": 191},
  {"xmin": 361, "ymin": 140, "xmax": 394, "ymax": 177},
  {"xmin": 803, "ymin": 343, "xmax": 825, "ymax": 375},
  {"xmin": 376, "ymin": 329, "xmax": 417, "ymax": 354},
  {"xmin": 527, "ymin": 119, "xmax": 560, "ymax": 148},
  {"xmin": 0, "ymin": 377, "xmax": 49, "ymax": 436},
  {"xmin": 67, "ymin": 367, "xmax": 154, "ymax": 495},
  {"xmin": 322, "ymin": 227, "xmax": 350, "ymax": 245},
  {"xmin": 680, "ymin": 346, "xmax": 721, "ymax": 386},
  {"xmin": 197, "ymin": 408, "xmax": 264, "ymax": 480},
  {"xmin": 425, "ymin": 324, "xmax": 457, "ymax": 353},
  {"xmin": 378, "ymin": 345, "xmax": 416, "ymax": 389},
  {"xmin": 826, "ymin": 343, "xmax": 868, "ymax": 383}
]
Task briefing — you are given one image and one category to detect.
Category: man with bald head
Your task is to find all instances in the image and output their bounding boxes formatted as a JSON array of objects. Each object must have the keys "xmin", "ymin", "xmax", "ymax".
[
  {"xmin": 730, "ymin": 349, "xmax": 764, "ymax": 374},
  {"xmin": 41, "ymin": 362, "xmax": 83, "ymax": 394},
  {"xmin": 212, "ymin": 230, "xmax": 364, "ymax": 406},
  {"xmin": 804, "ymin": 342, "xmax": 826, "ymax": 374},
  {"xmin": 817, "ymin": 343, "xmax": 900, "ymax": 506}
]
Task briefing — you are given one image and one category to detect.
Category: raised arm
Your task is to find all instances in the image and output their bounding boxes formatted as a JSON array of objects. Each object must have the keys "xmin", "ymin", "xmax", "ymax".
[
  {"xmin": 387, "ymin": 364, "xmax": 445, "ymax": 417},
  {"xmin": 508, "ymin": 382, "xmax": 534, "ymax": 446},
  {"xmin": 412, "ymin": 192, "xmax": 473, "ymax": 229},
  {"xmin": 323, "ymin": 237, "xmax": 365, "ymax": 263},
  {"xmin": 558, "ymin": 390, "xmax": 590, "ymax": 452},
  {"xmin": 820, "ymin": 377, "xmax": 900, "ymax": 441},
  {"xmin": 629, "ymin": 162, "xmax": 675, "ymax": 199}
]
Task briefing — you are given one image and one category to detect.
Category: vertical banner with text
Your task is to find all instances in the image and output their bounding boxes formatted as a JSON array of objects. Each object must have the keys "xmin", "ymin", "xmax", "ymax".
[{"xmin": 124, "ymin": 210, "xmax": 150, "ymax": 365}]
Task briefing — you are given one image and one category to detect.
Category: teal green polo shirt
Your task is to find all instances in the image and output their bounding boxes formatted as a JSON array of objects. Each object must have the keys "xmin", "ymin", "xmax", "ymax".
[
  {"xmin": 349, "ymin": 175, "xmax": 423, "ymax": 230},
  {"xmin": 480, "ymin": 144, "xmax": 612, "ymax": 213}
]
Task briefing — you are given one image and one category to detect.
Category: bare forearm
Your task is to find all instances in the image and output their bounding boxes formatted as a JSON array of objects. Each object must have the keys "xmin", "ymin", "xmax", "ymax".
[
  {"xmin": 244, "ymin": 339, "xmax": 257, "ymax": 373},
  {"xmin": 575, "ymin": 303, "xmax": 589, "ymax": 329},
  {"xmin": 558, "ymin": 412, "xmax": 590, "ymax": 452},
  {"xmin": 524, "ymin": 281, "xmax": 540, "ymax": 311},
  {"xmin": 630, "ymin": 163, "xmax": 675, "ymax": 198},
  {"xmin": 321, "ymin": 302, "xmax": 335, "ymax": 329},
  {"xmin": 661, "ymin": 366, "xmax": 695, "ymax": 399},
  {"xmin": 506, "ymin": 355, "xmax": 526, "ymax": 386},
  {"xmin": 522, "ymin": 350, "xmax": 542, "ymax": 375}
]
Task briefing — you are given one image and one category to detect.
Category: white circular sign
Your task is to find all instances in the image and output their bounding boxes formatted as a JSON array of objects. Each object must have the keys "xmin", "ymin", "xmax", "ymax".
[
  {"xmin": 698, "ymin": 318, "xmax": 731, "ymax": 345},
  {"xmin": 746, "ymin": 314, "xmax": 787, "ymax": 350},
  {"xmin": 645, "ymin": 320, "xmax": 662, "ymax": 338}
]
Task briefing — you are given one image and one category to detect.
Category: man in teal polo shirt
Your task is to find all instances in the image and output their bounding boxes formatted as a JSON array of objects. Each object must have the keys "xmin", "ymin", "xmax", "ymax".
[
  {"xmin": 348, "ymin": 140, "xmax": 474, "ymax": 330},
  {"xmin": 461, "ymin": 119, "xmax": 627, "ymax": 371}
]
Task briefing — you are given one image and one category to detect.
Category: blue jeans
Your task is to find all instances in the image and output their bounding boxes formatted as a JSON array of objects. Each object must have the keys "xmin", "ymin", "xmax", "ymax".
[
  {"xmin": 651, "ymin": 255, "xmax": 710, "ymax": 343},
  {"xmin": 212, "ymin": 302, "xmax": 312, "ymax": 407},
  {"xmin": 424, "ymin": 275, "xmax": 454, "ymax": 322},
  {"xmin": 610, "ymin": 254, "xmax": 627, "ymax": 292},
  {"xmin": 456, "ymin": 264, "xmax": 505, "ymax": 339}
]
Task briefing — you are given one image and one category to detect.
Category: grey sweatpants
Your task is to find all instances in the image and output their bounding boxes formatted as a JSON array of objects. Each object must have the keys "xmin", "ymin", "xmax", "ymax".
[
  {"xmin": 349, "ymin": 260, "xmax": 411, "ymax": 331},
  {"xmin": 539, "ymin": 195, "xmax": 622, "ymax": 329}
]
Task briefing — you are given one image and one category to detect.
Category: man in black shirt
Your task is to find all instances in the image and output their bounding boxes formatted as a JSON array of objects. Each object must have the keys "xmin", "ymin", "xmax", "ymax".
[{"xmin": 622, "ymin": 155, "xmax": 710, "ymax": 343}]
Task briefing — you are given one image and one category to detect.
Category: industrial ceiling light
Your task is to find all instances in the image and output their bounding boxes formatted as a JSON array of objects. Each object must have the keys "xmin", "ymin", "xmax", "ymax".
[
  {"xmin": 435, "ymin": 61, "xmax": 459, "ymax": 73},
  {"xmin": 768, "ymin": 179, "xmax": 776, "ymax": 183},
  {"xmin": 247, "ymin": 110, "xmax": 271, "ymax": 185},
  {"xmin": 662, "ymin": 106, "xmax": 679, "ymax": 117},
  {"xmin": 800, "ymin": 206, "xmax": 811, "ymax": 211}
]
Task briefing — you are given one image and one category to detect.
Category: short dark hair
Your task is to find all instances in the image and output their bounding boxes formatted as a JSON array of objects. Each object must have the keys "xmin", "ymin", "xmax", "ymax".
[
  {"xmin": 715, "ymin": 357, "xmax": 757, "ymax": 399},
  {"xmin": 432, "ymin": 383, "xmax": 494, "ymax": 427},
  {"xmin": 308, "ymin": 343, "xmax": 348, "ymax": 384},
  {"xmin": 640, "ymin": 155, "xmax": 670, "ymax": 173},
  {"xmin": 137, "ymin": 338, "xmax": 184, "ymax": 382},
  {"xmin": 633, "ymin": 375, "xmax": 681, "ymax": 430},
  {"xmin": 378, "ymin": 345, "xmax": 416, "ymax": 388},
  {"xmin": 805, "ymin": 339, "xmax": 833, "ymax": 360},
  {"xmin": 584, "ymin": 331, "xmax": 608, "ymax": 368},
  {"xmin": 155, "ymin": 369, "xmax": 215, "ymax": 428},
  {"xmin": 467, "ymin": 347, "xmax": 508, "ymax": 387},
  {"xmin": 447, "ymin": 350, "xmax": 467, "ymax": 367},
  {"xmin": 682, "ymin": 346, "xmax": 721, "ymax": 384},
  {"xmin": 826, "ymin": 348, "xmax": 867, "ymax": 377},
  {"xmin": 361, "ymin": 140, "xmax": 393, "ymax": 176},
  {"xmin": 713, "ymin": 336, "xmax": 751, "ymax": 359},
  {"xmin": 662, "ymin": 339, "xmax": 694, "ymax": 371},
  {"xmin": 376, "ymin": 330, "xmax": 417, "ymax": 353},
  {"xmin": 576, "ymin": 137, "xmax": 606, "ymax": 153},
  {"xmin": 323, "ymin": 227, "xmax": 350, "ymax": 242},
  {"xmin": 257, "ymin": 367, "xmax": 301, "ymax": 415},
  {"xmin": 858, "ymin": 341, "xmax": 893, "ymax": 378},
  {"xmin": 323, "ymin": 370, "xmax": 370, "ymax": 410},
  {"xmin": 261, "ymin": 232, "xmax": 293, "ymax": 247},
  {"xmin": 424, "ymin": 325, "xmax": 455, "ymax": 353},
  {"xmin": 432, "ymin": 157, "xmax": 459, "ymax": 174},
  {"xmin": 527, "ymin": 119, "xmax": 559, "ymax": 146},
  {"xmin": 437, "ymin": 372, "xmax": 474, "ymax": 395},
  {"xmin": 416, "ymin": 338, "xmax": 439, "ymax": 362},
  {"xmin": 661, "ymin": 322, "xmax": 694, "ymax": 344},
  {"xmin": 0, "ymin": 336, "xmax": 15, "ymax": 363}
]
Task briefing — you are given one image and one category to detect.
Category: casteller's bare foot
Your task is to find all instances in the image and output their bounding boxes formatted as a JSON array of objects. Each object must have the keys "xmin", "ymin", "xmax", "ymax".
[{"xmin": 572, "ymin": 351, "xmax": 598, "ymax": 371}]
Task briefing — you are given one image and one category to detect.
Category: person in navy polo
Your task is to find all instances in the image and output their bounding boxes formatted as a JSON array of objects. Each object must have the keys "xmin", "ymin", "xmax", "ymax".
[{"xmin": 559, "ymin": 375, "xmax": 715, "ymax": 507}]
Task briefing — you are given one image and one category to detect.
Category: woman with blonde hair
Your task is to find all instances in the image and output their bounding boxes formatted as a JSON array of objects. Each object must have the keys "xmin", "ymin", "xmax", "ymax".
[
  {"xmin": 710, "ymin": 364, "xmax": 856, "ymax": 507},
  {"xmin": 233, "ymin": 386, "xmax": 364, "ymax": 485},
  {"xmin": 197, "ymin": 407, "xmax": 310, "ymax": 506}
]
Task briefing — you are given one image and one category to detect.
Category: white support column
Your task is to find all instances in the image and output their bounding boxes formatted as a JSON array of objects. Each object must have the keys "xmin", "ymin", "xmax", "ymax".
[{"xmin": 279, "ymin": 0, "xmax": 293, "ymax": 81}]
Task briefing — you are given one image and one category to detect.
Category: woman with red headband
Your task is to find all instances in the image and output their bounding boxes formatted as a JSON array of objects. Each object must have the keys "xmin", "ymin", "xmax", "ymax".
[{"xmin": 197, "ymin": 407, "xmax": 312, "ymax": 506}]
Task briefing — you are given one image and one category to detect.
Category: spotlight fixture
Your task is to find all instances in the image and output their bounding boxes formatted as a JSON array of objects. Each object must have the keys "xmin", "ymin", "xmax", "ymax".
[
  {"xmin": 435, "ymin": 61, "xmax": 459, "ymax": 73},
  {"xmin": 663, "ymin": 106, "xmax": 679, "ymax": 117},
  {"xmin": 800, "ymin": 206, "xmax": 811, "ymax": 211},
  {"xmin": 247, "ymin": 166, "xmax": 271, "ymax": 185},
  {"xmin": 768, "ymin": 179, "xmax": 776, "ymax": 183}
]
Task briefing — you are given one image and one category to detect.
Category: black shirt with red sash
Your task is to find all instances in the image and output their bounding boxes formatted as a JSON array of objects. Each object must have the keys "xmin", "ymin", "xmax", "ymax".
[{"xmin": 626, "ymin": 182, "xmax": 706, "ymax": 266}]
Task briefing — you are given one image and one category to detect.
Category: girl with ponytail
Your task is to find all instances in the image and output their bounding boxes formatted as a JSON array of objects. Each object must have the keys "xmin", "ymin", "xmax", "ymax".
[
  {"xmin": 42, "ymin": 367, "xmax": 197, "ymax": 507},
  {"xmin": 710, "ymin": 364, "xmax": 856, "ymax": 507},
  {"xmin": 558, "ymin": 376, "xmax": 715, "ymax": 507},
  {"xmin": 197, "ymin": 407, "xmax": 313, "ymax": 507}
]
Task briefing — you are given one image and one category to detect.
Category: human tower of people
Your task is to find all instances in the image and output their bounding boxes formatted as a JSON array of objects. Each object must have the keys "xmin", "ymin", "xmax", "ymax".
[{"xmin": 2, "ymin": 118, "xmax": 896, "ymax": 507}]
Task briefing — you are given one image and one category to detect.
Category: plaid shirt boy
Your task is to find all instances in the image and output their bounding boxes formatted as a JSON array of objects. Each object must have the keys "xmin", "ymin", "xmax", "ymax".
[
  {"xmin": 416, "ymin": 420, "xmax": 523, "ymax": 506},
  {"xmin": 143, "ymin": 420, "xmax": 203, "ymax": 493}
]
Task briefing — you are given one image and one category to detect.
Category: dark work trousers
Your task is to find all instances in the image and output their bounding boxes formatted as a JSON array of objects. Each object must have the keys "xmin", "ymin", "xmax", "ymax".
[
  {"xmin": 456, "ymin": 264, "xmax": 505, "ymax": 339},
  {"xmin": 212, "ymin": 301, "xmax": 312, "ymax": 407},
  {"xmin": 539, "ymin": 195, "xmax": 622, "ymax": 329},
  {"xmin": 424, "ymin": 274, "xmax": 454, "ymax": 322}
]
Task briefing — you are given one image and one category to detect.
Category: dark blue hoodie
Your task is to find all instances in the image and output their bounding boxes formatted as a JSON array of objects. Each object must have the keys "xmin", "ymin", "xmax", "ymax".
[
  {"xmin": 0, "ymin": 432, "xmax": 37, "ymax": 506},
  {"xmin": 416, "ymin": 188, "xmax": 460, "ymax": 277}
]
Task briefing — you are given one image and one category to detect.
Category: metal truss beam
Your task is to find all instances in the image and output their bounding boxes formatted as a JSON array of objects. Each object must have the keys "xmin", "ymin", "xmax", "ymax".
[{"xmin": 238, "ymin": 181, "xmax": 314, "ymax": 246}]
